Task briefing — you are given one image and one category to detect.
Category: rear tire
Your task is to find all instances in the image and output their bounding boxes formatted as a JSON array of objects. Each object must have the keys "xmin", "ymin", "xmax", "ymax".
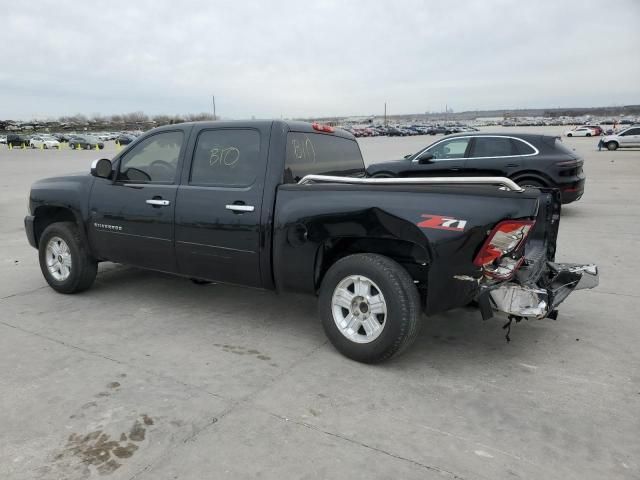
[
  {"xmin": 318, "ymin": 253, "xmax": 421, "ymax": 363},
  {"xmin": 515, "ymin": 178, "xmax": 546, "ymax": 188},
  {"xmin": 567, "ymin": 133, "xmax": 573, "ymax": 137},
  {"xmin": 607, "ymin": 142, "xmax": 618, "ymax": 151},
  {"xmin": 586, "ymin": 133, "xmax": 591, "ymax": 137},
  {"xmin": 38, "ymin": 222, "xmax": 98, "ymax": 294}
]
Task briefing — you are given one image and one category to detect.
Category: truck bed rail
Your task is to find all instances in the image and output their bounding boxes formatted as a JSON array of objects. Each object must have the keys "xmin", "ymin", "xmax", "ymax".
[{"xmin": 298, "ymin": 175, "xmax": 524, "ymax": 192}]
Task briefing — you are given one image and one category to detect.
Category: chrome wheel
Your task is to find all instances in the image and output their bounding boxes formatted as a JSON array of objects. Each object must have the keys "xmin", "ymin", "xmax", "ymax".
[
  {"xmin": 46, "ymin": 236, "xmax": 72, "ymax": 281},
  {"xmin": 331, "ymin": 275, "xmax": 387, "ymax": 343}
]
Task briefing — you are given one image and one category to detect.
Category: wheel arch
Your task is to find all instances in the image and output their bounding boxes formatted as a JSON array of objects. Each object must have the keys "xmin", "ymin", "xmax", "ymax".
[
  {"xmin": 510, "ymin": 170, "xmax": 554, "ymax": 187},
  {"xmin": 33, "ymin": 206, "xmax": 85, "ymax": 248},
  {"xmin": 314, "ymin": 236, "xmax": 431, "ymax": 300}
]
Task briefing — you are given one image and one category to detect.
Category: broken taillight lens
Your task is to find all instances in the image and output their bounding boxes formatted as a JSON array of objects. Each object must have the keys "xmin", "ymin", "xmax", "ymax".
[{"xmin": 474, "ymin": 220, "xmax": 535, "ymax": 279}]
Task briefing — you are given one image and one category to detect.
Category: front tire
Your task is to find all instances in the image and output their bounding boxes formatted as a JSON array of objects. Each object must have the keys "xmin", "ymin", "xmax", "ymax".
[
  {"xmin": 567, "ymin": 133, "xmax": 573, "ymax": 137},
  {"xmin": 319, "ymin": 253, "xmax": 421, "ymax": 363},
  {"xmin": 38, "ymin": 222, "xmax": 98, "ymax": 294},
  {"xmin": 607, "ymin": 142, "xmax": 619, "ymax": 151}
]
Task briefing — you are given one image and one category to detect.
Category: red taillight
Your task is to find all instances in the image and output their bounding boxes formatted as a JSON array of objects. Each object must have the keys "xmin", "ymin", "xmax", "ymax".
[
  {"xmin": 555, "ymin": 159, "xmax": 579, "ymax": 167},
  {"xmin": 312, "ymin": 122, "xmax": 335, "ymax": 133},
  {"xmin": 474, "ymin": 220, "xmax": 535, "ymax": 278},
  {"xmin": 475, "ymin": 245, "xmax": 503, "ymax": 266}
]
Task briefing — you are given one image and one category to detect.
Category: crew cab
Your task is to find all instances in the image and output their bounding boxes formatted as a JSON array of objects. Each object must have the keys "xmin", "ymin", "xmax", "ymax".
[{"xmin": 24, "ymin": 121, "xmax": 598, "ymax": 363}]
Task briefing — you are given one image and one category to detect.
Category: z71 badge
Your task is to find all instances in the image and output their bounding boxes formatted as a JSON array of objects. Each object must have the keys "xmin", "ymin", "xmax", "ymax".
[{"xmin": 417, "ymin": 214, "xmax": 467, "ymax": 232}]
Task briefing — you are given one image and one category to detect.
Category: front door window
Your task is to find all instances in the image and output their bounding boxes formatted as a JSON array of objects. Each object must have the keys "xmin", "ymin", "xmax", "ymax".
[
  {"xmin": 426, "ymin": 138, "xmax": 470, "ymax": 159},
  {"xmin": 117, "ymin": 131, "xmax": 183, "ymax": 183}
]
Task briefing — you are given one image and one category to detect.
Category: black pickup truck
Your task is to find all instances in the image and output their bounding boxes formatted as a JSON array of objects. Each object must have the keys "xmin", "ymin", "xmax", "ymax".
[{"xmin": 24, "ymin": 121, "xmax": 598, "ymax": 363}]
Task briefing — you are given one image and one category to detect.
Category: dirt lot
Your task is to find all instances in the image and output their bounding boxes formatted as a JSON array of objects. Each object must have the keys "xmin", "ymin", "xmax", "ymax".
[{"xmin": 1, "ymin": 128, "xmax": 638, "ymax": 479}]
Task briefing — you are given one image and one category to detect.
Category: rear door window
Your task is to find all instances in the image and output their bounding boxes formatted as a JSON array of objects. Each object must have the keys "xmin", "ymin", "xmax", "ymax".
[
  {"xmin": 190, "ymin": 129, "xmax": 261, "ymax": 187},
  {"xmin": 285, "ymin": 132, "xmax": 365, "ymax": 183}
]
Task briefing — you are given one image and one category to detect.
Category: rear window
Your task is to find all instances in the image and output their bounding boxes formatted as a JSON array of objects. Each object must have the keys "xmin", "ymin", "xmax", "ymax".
[{"xmin": 284, "ymin": 132, "xmax": 365, "ymax": 183}]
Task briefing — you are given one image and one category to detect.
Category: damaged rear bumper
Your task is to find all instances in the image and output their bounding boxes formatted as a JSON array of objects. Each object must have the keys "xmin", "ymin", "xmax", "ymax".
[{"xmin": 479, "ymin": 263, "xmax": 599, "ymax": 320}]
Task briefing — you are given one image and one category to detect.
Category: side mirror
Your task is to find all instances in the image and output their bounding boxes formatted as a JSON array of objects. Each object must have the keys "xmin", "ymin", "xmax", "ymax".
[
  {"xmin": 91, "ymin": 158, "xmax": 113, "ymax": 178},
  {"xmin": 418, "ymin": 153, "xmax": 434, "ymax": 164}
]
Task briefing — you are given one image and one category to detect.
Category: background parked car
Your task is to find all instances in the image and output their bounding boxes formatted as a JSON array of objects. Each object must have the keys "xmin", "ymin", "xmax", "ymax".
[
  {"xmin": 601, "ymin": 126, "xmax": 640, "ymax": 150},
  {"xmin": 583, "ymin": 125, "xmax": 603, "ymax": 135},
  {"xmin": 427, "ymin": 126, "xmax": 448, "ymax": 135},
  {"xmin": 53, "ymin": 133, "xmax": 73, "ymax": 142},
  {"xmin": 29, "ymin": 135, "xmax": 60, "ymax": 149},
  {"xmin": 366, "ymin": 133, "xmax": 586, "ymax": 204},
  {"xmin": 69, "ymin": 135, "xmax": 104, "ymax": 150},
  {"xmin": 115, "ymin": 133, "xmax": 136, "ymax": 145},
  {"xmin": 565, "ymin": 127, "xmax": 596, "ymax": 137},
  {"xmin": 6, "ymin": 134, "xmax": 32, "ymax": 147},
  {"xmin": 386, "ymin": 127, "xmax": 407, "ymax": 137}
]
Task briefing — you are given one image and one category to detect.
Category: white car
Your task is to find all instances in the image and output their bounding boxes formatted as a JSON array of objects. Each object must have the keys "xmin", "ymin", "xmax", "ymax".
[
  {"xmin": 602, "ymin": 126, "xmax": 640, "ymax": 150},
  {"xmin": 565, "ymin": 127, "xmax": 597, "ymax": 137},
  {"xmin": 30, "ymin": 136, "xmax": 60, "ymax": 149}
]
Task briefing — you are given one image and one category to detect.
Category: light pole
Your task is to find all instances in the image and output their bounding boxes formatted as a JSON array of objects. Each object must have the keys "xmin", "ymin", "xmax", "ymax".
[{"xmin": 212, "ymin": 95, "xmax": 216, "ymax": 120}]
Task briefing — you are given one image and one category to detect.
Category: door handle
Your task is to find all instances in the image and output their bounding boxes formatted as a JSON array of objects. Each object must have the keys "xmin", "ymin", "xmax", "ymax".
[
  {"xmin": 450, "ymin": 167, "xmax": 461, "ymax": 171},
  {"xmin": 226, "ymin": 204, "xmax": 255, "ymax": 212},
  {"xmin": 146, "ymin": 199, "xmax": 171, "ymax": 206}
]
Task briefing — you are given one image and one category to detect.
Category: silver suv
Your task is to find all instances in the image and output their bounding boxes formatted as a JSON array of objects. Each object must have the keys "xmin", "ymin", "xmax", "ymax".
[{"xmin": 602, "ymin": 126, "xmax": 640, "ymax": 150}]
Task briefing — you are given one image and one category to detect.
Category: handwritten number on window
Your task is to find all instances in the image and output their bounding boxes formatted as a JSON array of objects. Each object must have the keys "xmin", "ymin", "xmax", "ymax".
[
  {"xmin": 209, "ymin": 145, "xmax": 240, "ymax": 168},
  {"xmin": 291, "ymin": 135, "xmax": 316, "ymax": 163}
]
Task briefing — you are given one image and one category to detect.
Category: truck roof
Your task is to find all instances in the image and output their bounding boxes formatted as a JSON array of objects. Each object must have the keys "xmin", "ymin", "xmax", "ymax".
[{"xmin": 153, "ymin": 120, "xmax": 356, "ymax": 141}]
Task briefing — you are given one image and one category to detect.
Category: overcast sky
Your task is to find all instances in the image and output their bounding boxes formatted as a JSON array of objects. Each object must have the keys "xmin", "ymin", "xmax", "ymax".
[{"xmin": 1, "ymin": 0, "xmax": 639, "ymax": 120}]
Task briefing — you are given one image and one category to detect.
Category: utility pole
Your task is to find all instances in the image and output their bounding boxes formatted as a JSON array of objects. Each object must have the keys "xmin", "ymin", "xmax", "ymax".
[
  {"xmin": 212, "ymin": 95, "xmax": 216, "ymax": 120},
  {"xmin": 384, "ymin": 102, "xmax": 387, "ymax": 126}
]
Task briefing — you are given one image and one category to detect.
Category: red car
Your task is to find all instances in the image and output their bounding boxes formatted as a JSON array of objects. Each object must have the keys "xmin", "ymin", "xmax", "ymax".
[{"xmin": 584, "ymin": 125, "xmax": 603, "ymax": 136}]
